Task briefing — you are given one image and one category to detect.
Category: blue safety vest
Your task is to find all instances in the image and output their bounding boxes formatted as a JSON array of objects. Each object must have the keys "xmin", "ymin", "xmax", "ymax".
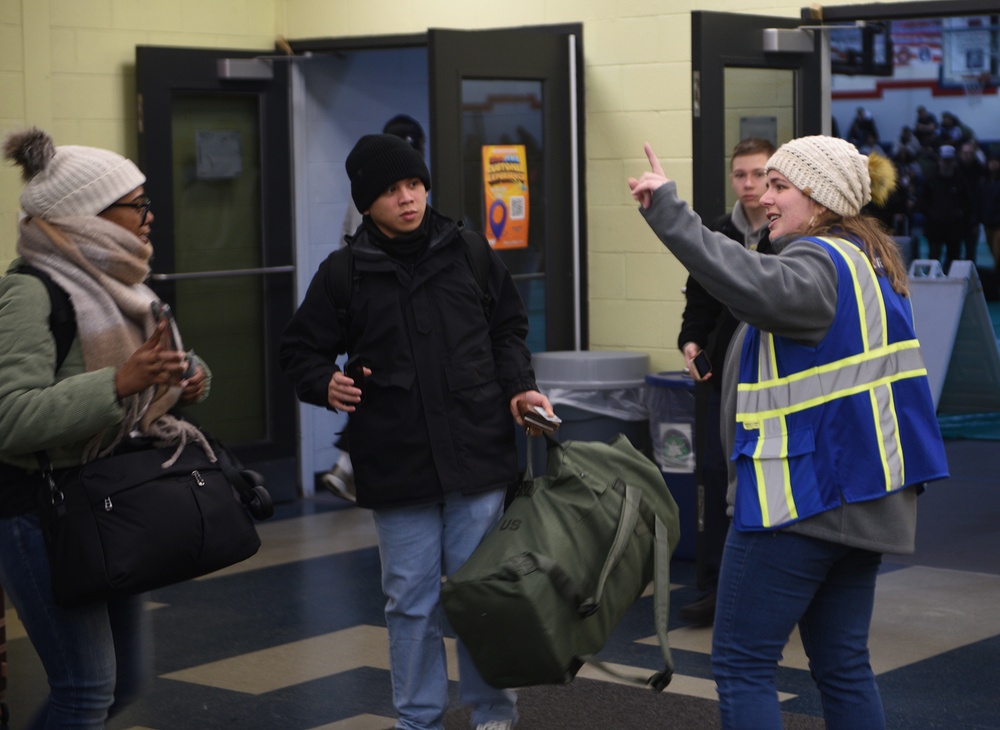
[{"xmin": 732, "ymin": 236, "xmax": 949, "ymax": 531}]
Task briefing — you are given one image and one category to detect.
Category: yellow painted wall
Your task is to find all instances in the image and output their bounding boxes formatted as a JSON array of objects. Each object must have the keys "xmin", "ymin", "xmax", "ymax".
[
  {"xmin": 0, "ymin": 0, "xmax": 277, "ymax": 269},
  {"xmin": 1, "ymin": 0, "xmax": 910, "ymax": 371}
]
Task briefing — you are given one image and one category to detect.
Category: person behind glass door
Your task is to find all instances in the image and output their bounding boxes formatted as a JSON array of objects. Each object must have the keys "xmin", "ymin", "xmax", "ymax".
[
  {"xmin": 629, "ymin": 135, "xmax": 948, "ymax": 729},
  {"xmin": 676, "ymin": 136, "xmax": 775, "ymax": 628},
  {"xmin": 0, "ymin": 128, "xmax": 212, "ymax": 728}
]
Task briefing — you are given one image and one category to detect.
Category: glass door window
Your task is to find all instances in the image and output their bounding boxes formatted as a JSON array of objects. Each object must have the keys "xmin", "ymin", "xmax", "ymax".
[
  {"xmin": 168, "ymin": 95, "xmax": 267, "ymax": 443},
  {"xmin": 460, "ymin": 79, "xmax": 546, "ymax": 352}
]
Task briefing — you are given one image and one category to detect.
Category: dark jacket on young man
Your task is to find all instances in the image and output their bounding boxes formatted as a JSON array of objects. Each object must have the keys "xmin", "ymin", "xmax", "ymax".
[
  {"xmin": 677, "ymin": 207, "xmax": 772, "ymax": 389},
  {"xmin": 279, "ymin": 207, "xmax": 537, "ymax": 510}
]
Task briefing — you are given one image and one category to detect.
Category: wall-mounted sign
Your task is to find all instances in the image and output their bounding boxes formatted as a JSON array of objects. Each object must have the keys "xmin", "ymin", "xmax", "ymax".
[{"xmin": 482, "ymin": 145, "xmax": 529, "ymax": 250}]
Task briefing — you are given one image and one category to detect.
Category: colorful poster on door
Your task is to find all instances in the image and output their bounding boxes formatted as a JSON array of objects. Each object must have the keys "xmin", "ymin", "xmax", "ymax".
[{"xmin": 482, "ymin": 145, "xmax": 529, "ymax": 250}]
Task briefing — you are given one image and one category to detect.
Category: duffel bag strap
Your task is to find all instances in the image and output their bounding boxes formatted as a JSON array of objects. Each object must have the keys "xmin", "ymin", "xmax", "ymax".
[
  {"xmin": 579, "ymin": 480, "xmax": 641, "ymax": 617},
  {"xmin": 650, "ymin": 514, "xmax": 675, "ymax": 687},
  {"xmin": 576, "ymin": 514, "xmax": 675, "ymax": 692}
]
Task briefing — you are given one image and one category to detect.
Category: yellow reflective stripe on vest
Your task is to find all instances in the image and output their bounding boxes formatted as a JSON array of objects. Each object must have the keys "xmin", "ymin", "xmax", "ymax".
[{"xmin": 739, "ymin": 237, "xmax": 913, "ymax": 526}]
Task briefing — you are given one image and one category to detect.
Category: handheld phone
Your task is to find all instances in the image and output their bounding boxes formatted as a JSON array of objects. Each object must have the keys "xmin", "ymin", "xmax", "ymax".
[
  {"xmin": 523, "ymin": 406, "xmax": 562, "ymax": 433},
  {"xmin": 693, "ymin": 351, "xmax": 712, "ymax": 378},
  {"xmin": 150, "ymin": 301, "xmax": 197, "ymax": 379},
  {"xmin": 345, "ymin": 354, "xmax": 366, "ymax": 403},
  {"xmin": 150, "ymin": 301, "xmax": 175, "ymax": 348}
]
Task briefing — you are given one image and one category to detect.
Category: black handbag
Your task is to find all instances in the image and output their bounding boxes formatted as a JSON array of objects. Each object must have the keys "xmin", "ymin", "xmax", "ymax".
[{"xmin": 37, "ymin": 437, "xmax": 274, "ymax": 607}]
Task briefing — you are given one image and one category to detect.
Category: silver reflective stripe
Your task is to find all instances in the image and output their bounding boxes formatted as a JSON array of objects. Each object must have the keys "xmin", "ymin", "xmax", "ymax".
[
  {"xmin": 751, "ymin": 333, "xmax": 797, "ymax": 527},
  {"xmin": 739, "ymin": 237, "xmax": 916, "ymax": 527},
  {"xmin": 872, "ymin": 383, "xmax": 904, "ymax": 490},
  {"xmin": 737, "ymin": 342, "xmax": 927, "ymax": 418},
  {"xmin": 824, "ymin": 237, "xmax": 887, "ymax": 351},
  {"xmin": 751, "ymin": 414, "xmax": 796, "ymax": 527}
]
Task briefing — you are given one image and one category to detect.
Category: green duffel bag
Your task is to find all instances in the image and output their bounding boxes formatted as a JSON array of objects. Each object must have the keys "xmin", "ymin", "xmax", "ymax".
[{"xmin": 441, "ymin": 434, "xmax": 680, "ymax": 690}]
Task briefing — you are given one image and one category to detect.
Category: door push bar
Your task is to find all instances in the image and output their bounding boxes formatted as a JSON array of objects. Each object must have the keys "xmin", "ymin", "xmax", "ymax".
[{"xmin": 150, "ymin": 265, "xmax": 294, "ymax": 282}]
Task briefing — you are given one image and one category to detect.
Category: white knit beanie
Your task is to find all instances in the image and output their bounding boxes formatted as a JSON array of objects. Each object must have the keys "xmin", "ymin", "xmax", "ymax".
[
  {"xmin": 5, "ymin": 128, "xmax": 146, "ymax": 219},
  {"xmin": 764, "ymin": 135, "xmax": 871, "ymax": 217}
]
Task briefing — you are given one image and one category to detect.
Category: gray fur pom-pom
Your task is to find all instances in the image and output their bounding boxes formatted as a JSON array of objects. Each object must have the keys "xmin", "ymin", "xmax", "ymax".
[{"xmin": 3, "ymin": 127, "xmax": 56, "ymax": 181}]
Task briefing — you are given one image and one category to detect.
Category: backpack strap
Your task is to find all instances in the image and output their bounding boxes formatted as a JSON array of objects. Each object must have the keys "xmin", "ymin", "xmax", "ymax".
[
  {"xmin": 11, "ymin": 264, "xmax": 77, "ymax": 372},
  {"xmin": 459, "ymin": 227, "xmax": 495, "ymax": 320},
  {"xmin": 327, "ymin": 246, "xmax": 355, "ymax": 339}
]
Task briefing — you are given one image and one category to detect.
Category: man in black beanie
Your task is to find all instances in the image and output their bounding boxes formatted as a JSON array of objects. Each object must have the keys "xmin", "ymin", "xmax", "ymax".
[
  {"xmin": 280, "ymin": 133, "xmax": 552, "ymax": 730},
  {"xmin": 321, "ymin": 118, "xmax": 431, "ymax": 504}
]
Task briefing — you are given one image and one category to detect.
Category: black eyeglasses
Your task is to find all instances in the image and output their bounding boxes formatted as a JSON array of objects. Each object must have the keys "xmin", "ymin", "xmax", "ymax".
[{"xmin": 105, "ymin": 196, "xmax": 152, "ymax": 225}]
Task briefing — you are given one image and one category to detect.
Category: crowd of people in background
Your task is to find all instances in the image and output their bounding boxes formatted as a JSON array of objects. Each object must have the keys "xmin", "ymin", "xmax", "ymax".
[{"xmin": 843, "ymin": 105, "xmax": 1000, "ymax": 294}]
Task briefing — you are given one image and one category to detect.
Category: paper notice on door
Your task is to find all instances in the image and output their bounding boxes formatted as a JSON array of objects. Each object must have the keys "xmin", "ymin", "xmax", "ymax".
[{"xmin": 482, "ymin": 145, "xmax": 529, "ymax": 250}]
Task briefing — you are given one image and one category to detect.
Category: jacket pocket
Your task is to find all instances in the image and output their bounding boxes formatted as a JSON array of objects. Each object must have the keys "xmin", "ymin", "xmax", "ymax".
[
  {"xmin": 444, "ymin": 357, "xmax": 498, "ymax": 393},
  {"xmin": 368, "ymin": 370, "xmax": 415, "ymax": 390},
  {"xmin": 732, "ymin": 425, "xmax": 821, "ymax": 530}
]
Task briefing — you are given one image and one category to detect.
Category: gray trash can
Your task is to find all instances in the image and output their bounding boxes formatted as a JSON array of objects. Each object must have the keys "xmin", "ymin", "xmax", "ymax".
[{"xmin": 527, "ymin": 351, "xmax": 650, "ymax": 473}]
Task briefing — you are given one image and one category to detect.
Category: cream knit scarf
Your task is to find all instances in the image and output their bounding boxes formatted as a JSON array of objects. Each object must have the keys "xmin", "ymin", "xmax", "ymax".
[{"xmin": 17, "ymin": 215, "xmax": 214, "ymax": 465}]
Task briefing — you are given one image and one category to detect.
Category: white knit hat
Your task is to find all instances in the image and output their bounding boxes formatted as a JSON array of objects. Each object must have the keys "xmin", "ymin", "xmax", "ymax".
[
  {"xmin": 5, "ymin": 128, "xmax": 146, "ymax": 219},
  {"xmin": 765, "ymin": 135, "xmax": 871, "ymax": 217}
]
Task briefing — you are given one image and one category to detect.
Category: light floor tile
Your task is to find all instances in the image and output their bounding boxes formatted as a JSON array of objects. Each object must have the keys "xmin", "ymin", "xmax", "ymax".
[
  {"xmin": 202, "ymin": 508, "xmax": 378, "ymax": 579},
  {"xmin": 161, "ymin": 624, "xmax": 461, "ymax": 695},
  {"xmin": 309, "ymin": 714, "xmax": 395, "ymax": 730}
]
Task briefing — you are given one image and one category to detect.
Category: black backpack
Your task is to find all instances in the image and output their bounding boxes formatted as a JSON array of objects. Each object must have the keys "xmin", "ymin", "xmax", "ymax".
[
  {"xmin": 331, "ymin": 228, "xmax": 494, "ymax": 336},
  {"xmin": 10, "ymin": 264, "xmax": 77, "ymax": 371}
]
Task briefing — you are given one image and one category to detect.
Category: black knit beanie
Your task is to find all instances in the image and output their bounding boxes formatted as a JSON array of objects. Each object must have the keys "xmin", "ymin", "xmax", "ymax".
[{"xmin": 346, "ymin": 133, "xmax": 431, "ymax": 213}]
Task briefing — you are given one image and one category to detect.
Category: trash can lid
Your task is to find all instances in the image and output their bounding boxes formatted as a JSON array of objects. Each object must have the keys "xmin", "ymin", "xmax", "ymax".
[
  {"xmin": 533, "ymin": 351, "xmax": 650, "ymax": 389},
  {"xmin": 645, "ymin": 370, "xmax": 696, "ymax": 390}
]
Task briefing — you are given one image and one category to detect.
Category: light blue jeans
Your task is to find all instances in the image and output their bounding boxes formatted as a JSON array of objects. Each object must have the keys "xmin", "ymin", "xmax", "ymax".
[
  {"xmin": 711, "ymin": 527, "xmax": 885, "ymax": 730},
  {"xmin": 373, "ymin": 489, "xmax": 517, "ymax": 730},
  {"xmin": 0, "ymin": 512, "xmax": 151, "ymax": 729}
]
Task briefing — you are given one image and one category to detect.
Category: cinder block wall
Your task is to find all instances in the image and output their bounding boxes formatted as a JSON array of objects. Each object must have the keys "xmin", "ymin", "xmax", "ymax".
[
  {"xmin": 2, "ymin": 0, "xmax": 910, "ymax": 371},
  {"xmin": 0, "ymin": 0, "xmax": 276, "ymax": 271}
]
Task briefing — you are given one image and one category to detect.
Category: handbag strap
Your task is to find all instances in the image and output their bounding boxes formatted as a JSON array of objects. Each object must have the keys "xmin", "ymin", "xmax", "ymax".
[
  {"xmin": 36, "ymin": 450, "xmax": 66, "ymax": 516},
  {"xmin": 35, "ymin": 441, "xmax": 266, "ymax": 515}
]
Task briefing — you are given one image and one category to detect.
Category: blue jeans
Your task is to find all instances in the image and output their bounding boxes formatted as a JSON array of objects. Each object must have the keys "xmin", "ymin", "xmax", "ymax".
[
  {"xmin": 711, "ymin": 527, "xmax": 884, "ymax": 730},
  {"xmin": 373, "ymin": 489, "xmax": 517, "ymax": 730},
  {"xmin": 0, "ymin": 512, "xmax": 151, "ymax": 729}
]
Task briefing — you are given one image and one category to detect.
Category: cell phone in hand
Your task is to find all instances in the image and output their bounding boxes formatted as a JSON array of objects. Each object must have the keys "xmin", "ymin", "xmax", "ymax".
[
  {"xmin": 693, "ymin": 351, "xmax": 712, "ymax": 378},
  {"xmin": 150, "ymin": 301, "xmax": 176, "ymax": 348},
  {"xmin": 523, "ymin": 406, "xmax": 562, "ymax": 433},
  {"xmin": 345, "ymin": 354, "xmax": 366, "ymax": 403},
  {"xmin": 150, "ymin": 301, "xmax": 197, "ymax": 379}
]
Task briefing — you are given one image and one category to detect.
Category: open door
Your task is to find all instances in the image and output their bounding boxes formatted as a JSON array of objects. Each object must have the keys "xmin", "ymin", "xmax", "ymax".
[
  {"xmin": 429, "ymin": 26, "xmax": 584, "ymax": 352},
  {"xmin": 136, "ymin": 46, "xmax": 298, "ymax": 501},
  {"xmin": 692, "ymin": 11, "xmax": 824, "ymax": 222}
]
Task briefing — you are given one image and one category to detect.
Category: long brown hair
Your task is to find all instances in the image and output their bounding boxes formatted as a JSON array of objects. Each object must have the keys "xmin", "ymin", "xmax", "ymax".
[{"xmin": 804, "ymin": 213, "xmax": 909, "ymax": 297}]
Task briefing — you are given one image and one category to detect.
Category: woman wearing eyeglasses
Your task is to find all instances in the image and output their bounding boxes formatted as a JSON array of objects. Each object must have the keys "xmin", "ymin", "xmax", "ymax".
[{"xmin": 0, "ymin": 128, "xmax": 211, "ymax": 728}]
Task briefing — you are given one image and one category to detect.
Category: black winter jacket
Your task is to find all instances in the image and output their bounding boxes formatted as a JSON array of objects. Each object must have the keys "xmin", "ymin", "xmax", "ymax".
[
  {"xmin": 279, "ymin": 208, "xmax": 537, "ymax": 509},
  {"xmin": 676, "ymin": 212, "xmax": 771, "ymax": 389}
]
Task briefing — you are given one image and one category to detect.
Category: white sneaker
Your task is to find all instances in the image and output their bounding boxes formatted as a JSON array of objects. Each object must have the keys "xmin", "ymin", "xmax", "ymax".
[
  {"xmin": 475, "ymin": 722, "xmax": 513, "ymax": 730},
  {"xmin": 320, "ymin": 464, "xmax": 356, "ymax": 502}
]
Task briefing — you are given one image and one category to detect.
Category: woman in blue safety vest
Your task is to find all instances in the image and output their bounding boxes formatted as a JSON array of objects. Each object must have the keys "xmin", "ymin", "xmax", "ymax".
[{"xmin": 629, "ymin": 135, "xmax": 948, "ymax": 730}]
